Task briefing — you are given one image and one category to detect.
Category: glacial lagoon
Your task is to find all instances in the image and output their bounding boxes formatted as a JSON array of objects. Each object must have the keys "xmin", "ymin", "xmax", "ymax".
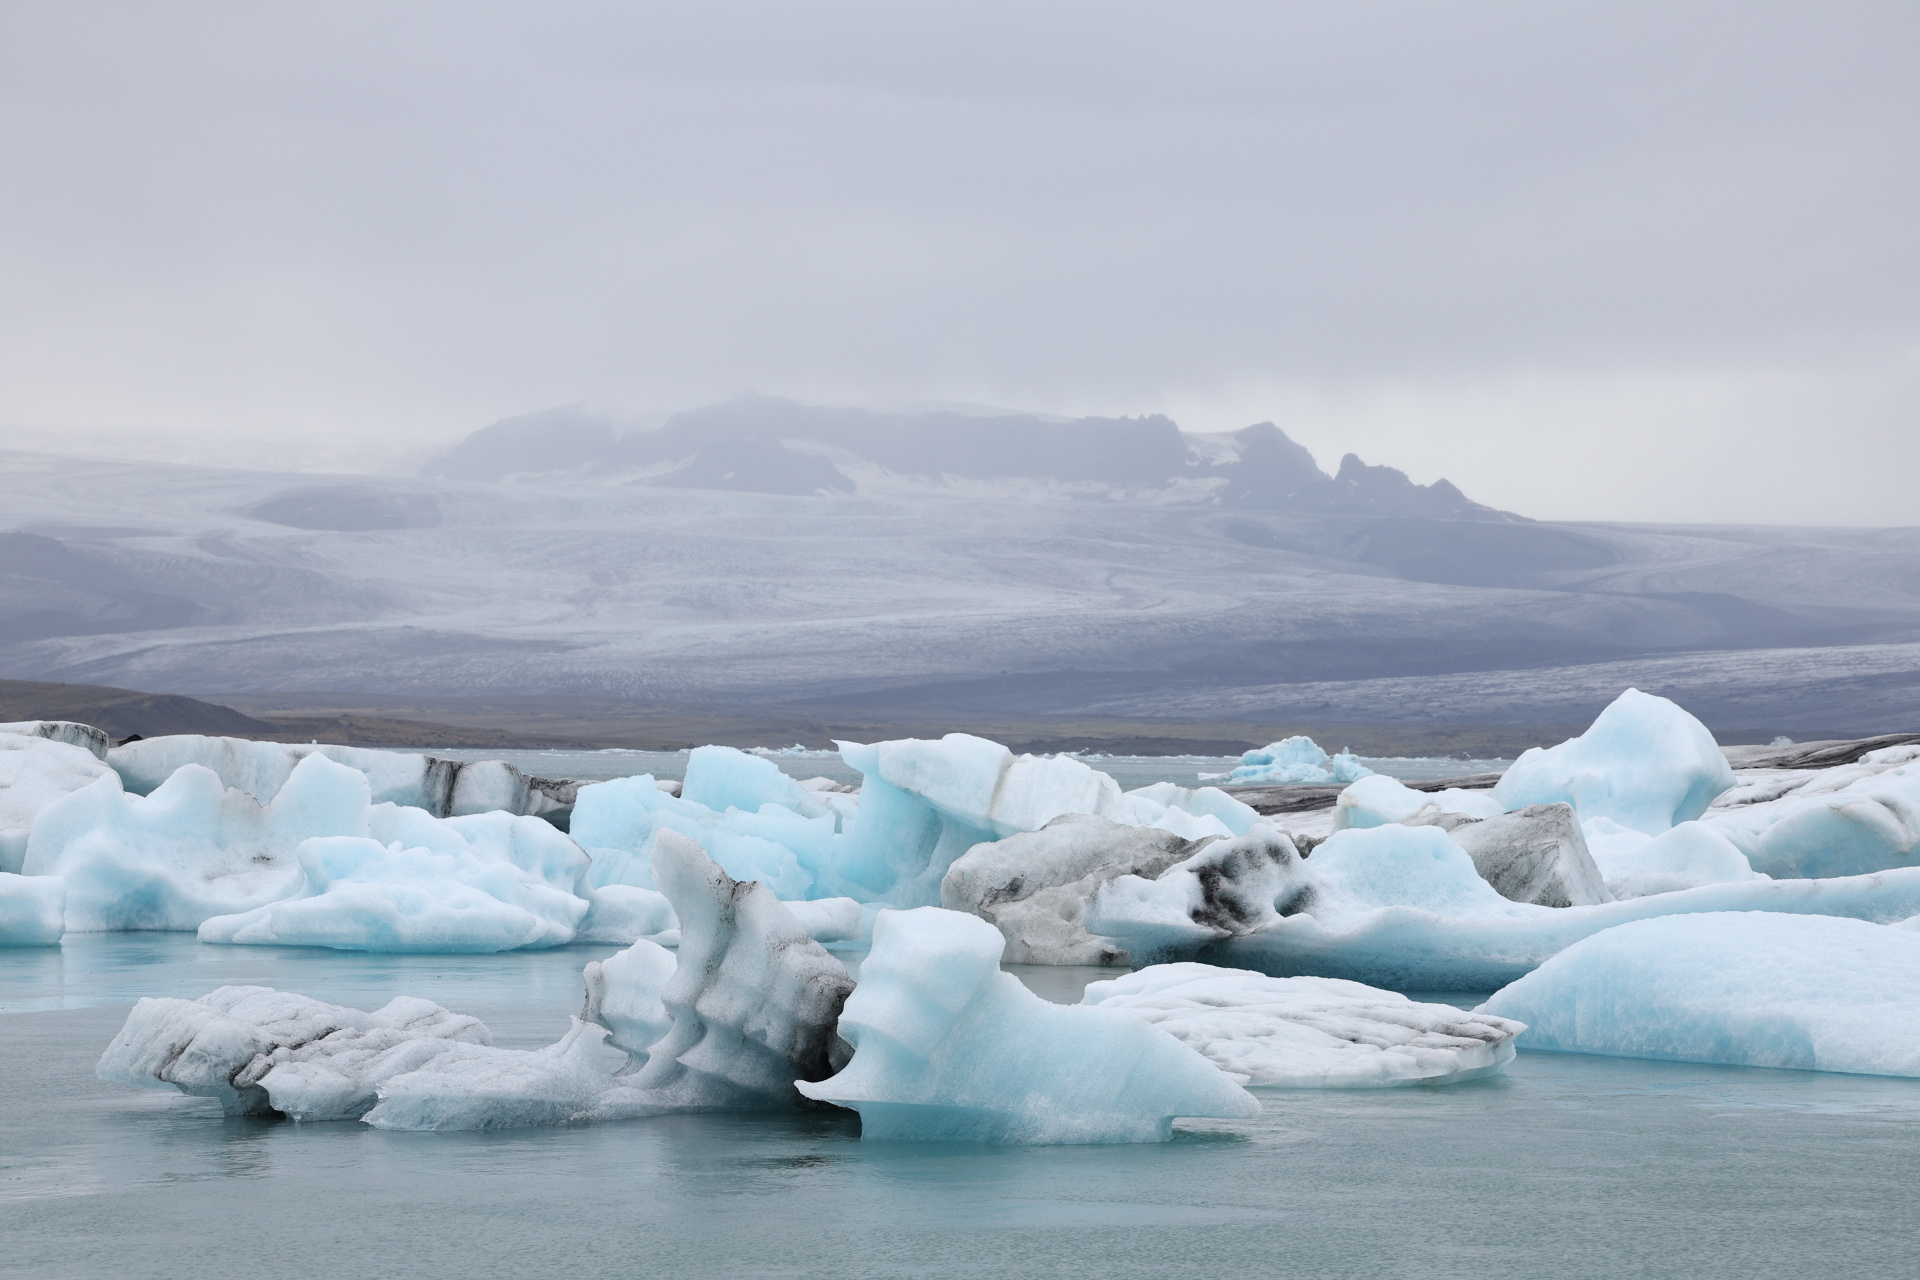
[{"xmin": 6, "ymin": 935, "xmax": 1920, "ymax": 1280}]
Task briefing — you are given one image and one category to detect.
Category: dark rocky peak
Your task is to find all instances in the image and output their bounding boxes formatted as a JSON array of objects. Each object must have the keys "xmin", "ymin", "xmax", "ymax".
[{"xmin": 422, "ymin": 405, "xmax": 616, "ymax": 481}]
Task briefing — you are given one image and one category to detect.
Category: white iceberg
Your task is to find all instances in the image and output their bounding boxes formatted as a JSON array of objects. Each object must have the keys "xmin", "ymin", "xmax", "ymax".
[
  {"xmin": 1479, "ymin": 912, "xmax": 1920, "ymax": 1077},
  {"xmin": 96, "ymin": 984, "xmax": 492, "ymax": 1116},
  {"xmin": 1082, "ymin": 962, "xmax": 1524, "ymax": 1086},
  {"xmin": 24, "ymin": 753, "xmax": 370, "ymax": 932},
  {"xmin": 1584, "ymin": 818, "xmax": 1766, "ymax": 899},
  {"xmin": 796, "ymin": 907, "xmax": 1259, "ymax": 1143},
  {"xmin": 0, "ymin": 730, "xmax": 113, "ymax": 874},
  {"xmin": 1333, "ymin": 773, "xmax": 1504, "ymax": 830},
  {"xmin": 1492, "ymin": 688, "xmax": 1735, "ymax": 834},
  {"xmin": 1712, "ymin": 760, "xmax": 1920, "ymax": 880}
]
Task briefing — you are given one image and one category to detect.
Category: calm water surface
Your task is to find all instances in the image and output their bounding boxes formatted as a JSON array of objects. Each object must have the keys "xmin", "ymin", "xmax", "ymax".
[{"xmin": 4, "ymin": 936, "xmax": 1917, "ymax": 1280}]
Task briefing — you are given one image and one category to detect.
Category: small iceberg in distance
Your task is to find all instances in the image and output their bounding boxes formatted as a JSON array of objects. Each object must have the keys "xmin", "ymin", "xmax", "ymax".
[{"xmin": 1204, "ymin": 736, "xmax": 1374, "ymax": 786}]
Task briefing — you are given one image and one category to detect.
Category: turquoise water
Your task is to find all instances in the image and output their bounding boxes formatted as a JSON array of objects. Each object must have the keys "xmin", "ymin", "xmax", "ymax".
[{"xmin": 6, "ymin": 936, "xmax": 1920, "ymax": 1279}]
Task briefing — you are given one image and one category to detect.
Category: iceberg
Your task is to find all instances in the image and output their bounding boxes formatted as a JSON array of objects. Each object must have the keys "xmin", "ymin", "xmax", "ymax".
[
  {"xmin": 0, "ymin": 719, "xmax": 110, "ymax": 758},
  {"xmin": 940, "ymin": 814, "xmax": 1218, "ymax": 964},
  {"xmin": 1492, "ymin": 689, "xmax": 1735, "ymax": 834},
  {"xmin": 96, "ymin": 984, "xmax": 492, "ymax": 1116},
  {"xmin": 0, "ymin": 730, "xmax": 112, "ymax": 874},
  {"xmin": 0, "ymin": 872, "xmax": 65, "ymax": 946},
  {"xmin": 797, "ymin": 907, "xmax": 1258, "ymax": 1142},
  {"xmin": 1440, "ymin": 803, "xmax": 1612, "ymax": 907},
  {"xmin": 1082, "ymin": 963, "xmax": 1523, "ymax": 1086},
  {"xmin": 1333, "ymin": 773, "xmax": 1503, "ymax": 830},
  {"xmin": 1211, "ymin": 736, "xmax": 1374, "ymax": 786},
  {"xmin": 24, "ymin": 753, "xmax": 370, "ymax": 932},
  {"xmin": 580, "ymin": 938, "xmax": 678, "ymax": 1057},
  {"xmin": 196, "ymin": 831, "xmax": 591, "ymax": 953},
  {"xmin": 359, "ymin": 1019, "xmax": 653, "ymax": 1131},
  {"xmin": 1734, "ymin": 762, "xmax": 1920, "ymax": 879},
  {"xmin": 571, "ymin": 773, "xmax": 829, "ymax": 902},
  {"xmin": 1585, "ymin": 819, "xmax": 1765, "ymax": 898},
  {"xmin": 621, "ymin": 831, "xmax": 855, "ymax": 1110},
  {"xmin": 1091, "ymin": 820, "xmax": 1920, "ymax": 989},
  {"xmin": 1479, "ymin": 912, "xmax": 1920, "ymax": 1077}
]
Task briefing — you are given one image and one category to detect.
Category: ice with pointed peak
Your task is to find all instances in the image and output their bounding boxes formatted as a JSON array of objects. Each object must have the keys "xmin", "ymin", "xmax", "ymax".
[
  {"xmin": 624, "ymin": 830, "xmax": 855, "ymax": 1109},
  {"xmin": 1441, "ymin": 803, "xmax": 1612, "ymax": 907},
  {"xmin": 1492, "ymin": 688, "xmax": 1734, "ymax": 834},
  {"xmin": 0, "ymin": 731, "xmax": 112, "ymax": 874},
  {"xmin": 1479, "ymin": 912, "xmax": 1920, "ymax": 1077},
  {"xmin": 1083, "ymin": 963, "xmax": 1523, "ymax": 1087},
  {"xmin": 571, "ymin": 773, "xmax": 828, "ymax": 902},
  {"xmin": 797, "ymin": 907, "xmax": 1258, "ymax": 1143}
]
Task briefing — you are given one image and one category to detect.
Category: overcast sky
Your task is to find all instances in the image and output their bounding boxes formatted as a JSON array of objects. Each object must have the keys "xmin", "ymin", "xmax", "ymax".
[{"xmin": 1, "ymin": 1, "xmax": 1914, "ymax": 523}]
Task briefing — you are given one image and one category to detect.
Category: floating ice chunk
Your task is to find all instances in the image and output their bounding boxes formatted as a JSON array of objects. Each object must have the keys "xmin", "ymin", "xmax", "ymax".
[
  {"xmin": 797, "ymin": 907, "xmax": 1258, "ymax": 1143},
  {"xmin": 1585, "ymin": 818, "xmax": 1764, "ymax": 898},
  {"xmin": 575, "ymin": 884, "xmax": 677, "ymax": 944},
  {"xmin": 1479, "ymin": 912, "xmax": 1920, "ymax": 1076},
  {"xmin": 941, "ymin": 814, "xmax": 1215, "ymax": 964},
  {"xmin": 842, "ymin": 733, "xmax": 1125, "ymax": 838},
  {"xmin": 361, "ymin": 1019, "xmax": 651, "ymax": 1131},
  {"xmin": 581, "ymin": 939, "xmax": 677, "ymax": 1057},
  {"xmin": 1745, "ymin": 763, "xmax": 1920, "ymax": 879},
  {"xmin": 109, "ymin": 735, "xmax": 298, "ymax": 804},
  {"xmin": 96, "ymin": 984, "xmax": 490, "ymax": 1116},
  {"xmin": 1334, "ymin": 774, "xmax": 1503, "ymax": 830},
  {"xmin": 0, "ymin": 872, "xmax": 65, "ymax": 946},
  {"xmin": 0, "ymin": 731, "xmax": 112, "ymax": 873},
  {"xmin": 1439, "ymin": 803, "xmax": 1612, "ymax": 907},
  {"xmin": 197, "ymin": 829, "xmax": 590, "ymax": 953},
  {"xmin": 1211, "ymin": 737, "xmax": 1374, "ymax": 786},
  {"xmin": 1083, "ymin": 963, "xmax": 1524, "ymax": 1087},
  {"xmin": 25, "ymin": 753, "xmax": 370, "ymax": 932},
  {"xmin": 1492, "ymin": 689, "xmax": 1734, "ymax": 834},
  {"xmin": 624, "ymin": 831, "xmax": 854, "ymax": 1109},
  {"xmin": 1086, "ymin": 823, "xmax": 1312, "ymax": 965}
]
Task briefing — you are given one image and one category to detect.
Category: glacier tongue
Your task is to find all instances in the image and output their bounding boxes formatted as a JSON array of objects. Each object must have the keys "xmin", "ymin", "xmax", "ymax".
[{"xmin": 796, "ymin": 907, "xmax": 1259, "ymax": 1143}]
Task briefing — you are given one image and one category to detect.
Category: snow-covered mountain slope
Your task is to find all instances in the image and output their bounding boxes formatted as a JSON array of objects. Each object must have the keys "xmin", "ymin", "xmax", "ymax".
[{"xmin": 2, "ymin": 443, "xmax": 1917, "ymax": 732}]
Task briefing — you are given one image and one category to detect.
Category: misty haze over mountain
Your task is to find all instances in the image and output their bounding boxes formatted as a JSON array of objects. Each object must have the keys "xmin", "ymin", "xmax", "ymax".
[{"xmin": 4, "ymin": 399, "xmax": 1918, "ymax": 738}]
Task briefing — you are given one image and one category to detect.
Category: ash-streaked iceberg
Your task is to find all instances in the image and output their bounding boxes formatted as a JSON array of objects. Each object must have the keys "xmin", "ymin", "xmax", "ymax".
[
  {"xmin": 1492, "ymin": 688, "xmax": 1735, "ymax": 834},
  {"xmin": 95, "ymin": 984, "xmax": 492, "ymax": 1116},
  {"xmin": 940, "ymin": 814, "xmax": 1218, "ymax": 964},
  {"xmin": 1082, "ymin": 963, "xmax": 1523, "ymax": 1086},
  {"xmin": 796, "ymin": 907, "xmax": 1258, "ymax": 1143},
  {"xmin": 1479, "ymin": 912, "xmax": 1920, "ymax": 1077}
]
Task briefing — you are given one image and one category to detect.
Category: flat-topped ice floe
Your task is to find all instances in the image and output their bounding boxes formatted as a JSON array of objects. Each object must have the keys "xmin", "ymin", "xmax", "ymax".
[
  {"xmin": 1479, "ymin": 912, "xmax": 1920, "ymax": 1077},
  {"xmin": 1083, "ymin": 963, "xmax": 1523, "ymax": 1087},
  {"xmin": 797, "ymin": 907, "xmax": 1258, "ymax": 1143}
]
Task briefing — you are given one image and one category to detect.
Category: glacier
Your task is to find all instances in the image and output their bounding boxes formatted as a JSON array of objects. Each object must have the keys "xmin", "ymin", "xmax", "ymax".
[
  {"xmin": 795, "ymin": 907, "xmax": 1259, "ymax": 1142},
  {"xmin": 1478, "ymin": 912, "xmax": 1920, "ymax": 1077}
]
